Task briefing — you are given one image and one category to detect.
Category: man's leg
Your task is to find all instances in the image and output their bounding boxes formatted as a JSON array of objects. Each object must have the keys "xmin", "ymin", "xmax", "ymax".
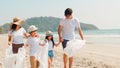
[
  {"xmin": 69, "ymin": 57, "xmax": 73, "ymax": 68},
  {"xmin": 63, "ymin": 54, "xmax": 68, "ymax": 68},
  {"xmin": 62, "ymin": 39, "xmax": 69, "ymax": 68}
]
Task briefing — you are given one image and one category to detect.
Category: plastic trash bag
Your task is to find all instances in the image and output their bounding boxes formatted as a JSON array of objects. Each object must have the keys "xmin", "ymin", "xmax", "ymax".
[
  {"xmin": 3, "ymin": 46, "xmax": 26, "ymax": 68},
  {"xmin": 64, "ymin": 39, "xmax": 85, "ymax": 57},
  {"xmin": 35, "ymin": 42, "xmax": 48, "ymax": 68},
  {"xmin": 5, "ymin": 46, "xmax": 13, "ymax": 56},
  {"xmin": 15, "ymin": 47, "xmax": 26, "ymax": 68},
  {"xmin": 4, "ymin": 46, "xmax": 17, "ymax": 68}
]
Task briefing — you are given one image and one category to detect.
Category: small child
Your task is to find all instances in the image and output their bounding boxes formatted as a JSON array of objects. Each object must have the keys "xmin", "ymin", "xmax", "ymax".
[
  {"xmin": 26, "ymin": 25, "xmax": 42, "ymax": 68},
  {"xmin": 45, "ymin": 31, "xmax": 60, "ymax": 68}
]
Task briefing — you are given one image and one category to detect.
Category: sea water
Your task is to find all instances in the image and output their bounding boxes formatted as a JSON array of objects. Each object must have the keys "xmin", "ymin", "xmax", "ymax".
[
  {"xmin": 82, "ymin": 29, "xmax": 120, "ymax": 35},
  {"xmin": 82, "ymin": 29, "xmax": 120, "ymax": 45},
  {"xmin": 39, "ymin": 29, "xmax": 120, "ymax": 46}
]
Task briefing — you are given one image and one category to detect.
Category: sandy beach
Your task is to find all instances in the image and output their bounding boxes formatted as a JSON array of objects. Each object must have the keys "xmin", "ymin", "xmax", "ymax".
[{"xmin": 0, "ymin": 34, "xmax": 120, "ymax": 68}]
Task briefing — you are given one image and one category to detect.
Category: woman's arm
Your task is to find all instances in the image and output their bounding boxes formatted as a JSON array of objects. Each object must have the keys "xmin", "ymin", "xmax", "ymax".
[
  {"xmin": 24, "ymin": 33, "xmax": 30, "ymax": 38},
  {"xmin": 8, "ymin": 35, "xmax": 12, "ymax": 45}
]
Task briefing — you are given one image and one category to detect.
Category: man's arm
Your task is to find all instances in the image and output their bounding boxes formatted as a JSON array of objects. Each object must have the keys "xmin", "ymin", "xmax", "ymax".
[
  {"xmin": 78, "ymin": 27, "xmax": 84, "ymax": 40},
  {"xmin": 58, "ymin": 25, "xmax": 63, "ymax": 42}
]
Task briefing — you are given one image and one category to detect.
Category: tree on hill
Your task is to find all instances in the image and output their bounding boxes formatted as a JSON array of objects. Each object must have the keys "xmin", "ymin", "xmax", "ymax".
[{"xmin": 0, "ymin": 17, "xmax": 99, "ymax": 34}]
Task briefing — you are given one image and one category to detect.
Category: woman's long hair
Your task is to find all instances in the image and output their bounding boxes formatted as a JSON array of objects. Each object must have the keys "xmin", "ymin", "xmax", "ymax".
[
  {"xmin": 10, "ymin": 19, "xmax": 20, "ymax": 32},
  {"xmin": 11, "ymin": 24, "xmax": 17, "ymax": 31},
  {"xmin": 10, "ymin": 23, "xmax": 21, "ymax": 33},
  {"xmin": 45, "ymin": 35, "xmax": 55, "ymax": 48}
]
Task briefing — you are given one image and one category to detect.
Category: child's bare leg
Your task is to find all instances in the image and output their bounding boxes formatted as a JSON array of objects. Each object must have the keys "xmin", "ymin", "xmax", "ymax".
[{"xmin": 30, "ymin": 56, "xmax": 36, "ymax": 68}]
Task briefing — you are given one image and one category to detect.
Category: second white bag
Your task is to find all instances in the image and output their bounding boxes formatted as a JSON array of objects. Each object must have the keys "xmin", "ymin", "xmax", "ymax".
[{"xmin": 64, "ymin": 39, "xmax": 85, "ymax": 57}]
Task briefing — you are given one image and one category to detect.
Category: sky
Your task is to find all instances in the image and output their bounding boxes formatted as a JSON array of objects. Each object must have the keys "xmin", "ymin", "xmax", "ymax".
[{"xmin": 0, "ymin": 0, "xmax": 120, "ymax": 29}]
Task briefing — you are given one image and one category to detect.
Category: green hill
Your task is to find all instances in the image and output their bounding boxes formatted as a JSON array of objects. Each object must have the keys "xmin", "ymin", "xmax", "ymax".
[
  {"xmin": 0, "ymin": 17, "xmax": 99, "ymax": 34},
  {"xmin": 80, "ymin": 23, "xmax": 99, "ymax": 30}
]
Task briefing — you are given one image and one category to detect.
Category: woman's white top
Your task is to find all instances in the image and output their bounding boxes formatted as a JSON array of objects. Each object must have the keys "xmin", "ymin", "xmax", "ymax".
[{"xmin": 9, "ymin": 27, "xmax": 26, "ymax": 44}]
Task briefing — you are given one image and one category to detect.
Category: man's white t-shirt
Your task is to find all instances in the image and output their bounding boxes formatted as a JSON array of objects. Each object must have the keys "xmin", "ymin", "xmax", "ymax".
[
  {"xmin": 26, "ymin": 36, "xmax": 40, "ymax": 56},
  {"xmin": 9, "ymin": 27, "xmax": 26, "ymax": 44},
  {"xmin": 60, "ymin": 18, "xmax": 80, "ymax": 40}
]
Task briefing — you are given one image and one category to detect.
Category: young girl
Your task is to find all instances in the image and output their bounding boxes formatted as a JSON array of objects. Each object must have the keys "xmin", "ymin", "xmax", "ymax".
[
  {"xmin": 26, "ymin": 25, "xmax": 43, "ymax": 68},
  {"xmin": 45, "ymin": 31, "xmax": 60, "ymax": 68}
]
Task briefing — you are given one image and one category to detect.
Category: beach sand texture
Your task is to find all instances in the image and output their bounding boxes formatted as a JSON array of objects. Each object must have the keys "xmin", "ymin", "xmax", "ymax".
[{"xmin": 0, "ymin": 35, "xmax": 120, "ymax": 68}]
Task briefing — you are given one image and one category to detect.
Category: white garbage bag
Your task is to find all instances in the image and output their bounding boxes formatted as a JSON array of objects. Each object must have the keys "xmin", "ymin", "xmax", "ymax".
[
  {"xmin": 4, "ymin": 46, "xmax": 17, "ymax": 68},
  {"xmin": 35, "ymin": 43, "xmax": 48, "ymax": 68},
  {"xmin": 64, "ymin": 39, "xmax": 85, "ymax": 57},
  {"xmin": 4, "ymin": 46, "xmax": 26, "ymax": 68},
  {"xmin": 15, "ymin": 47, "xmax": 26, "ymax": 68},
  {"xmin": 5, "ymin": 46, "xmax": 13, "ymax": 56}
]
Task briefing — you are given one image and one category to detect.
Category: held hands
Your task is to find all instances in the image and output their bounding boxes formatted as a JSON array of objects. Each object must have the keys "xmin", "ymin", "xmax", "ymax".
[
  {"xmin": 39, "ymin": 39, "xmax": 48, "ymax": 46},
  {"xmin": 59, "ymin": 37, "xmax": 64, "ymax": 42}
]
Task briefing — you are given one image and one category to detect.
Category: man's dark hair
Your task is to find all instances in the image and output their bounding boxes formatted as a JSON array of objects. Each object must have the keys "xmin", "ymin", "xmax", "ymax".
[{"xmin": 64, "ymin": 8, "xmax": 73, "ymax": 16}]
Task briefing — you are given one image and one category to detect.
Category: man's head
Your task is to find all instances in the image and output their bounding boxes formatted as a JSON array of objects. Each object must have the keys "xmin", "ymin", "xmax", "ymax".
[{"xmin": 64, "ymin": 8, "xmax": 73, "ymax": 18}]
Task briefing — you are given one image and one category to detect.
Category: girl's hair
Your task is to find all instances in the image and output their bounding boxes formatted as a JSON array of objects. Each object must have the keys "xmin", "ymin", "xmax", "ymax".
[{"xmin": 45, "ymin": 35, "xmax": 55, "ymax": 48}]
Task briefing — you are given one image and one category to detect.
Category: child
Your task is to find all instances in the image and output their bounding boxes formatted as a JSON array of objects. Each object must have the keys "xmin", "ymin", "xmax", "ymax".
[
  {"xmin": 45, "ymin": 31, "xmax": 60, "ymax": 68},
  {"xmin": 26, "ymin": 25, "xmax": 43, "ymax": 68}
]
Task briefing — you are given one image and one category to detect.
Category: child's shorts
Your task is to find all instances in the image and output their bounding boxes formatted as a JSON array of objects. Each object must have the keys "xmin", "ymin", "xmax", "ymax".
[{"xmin": 48, "ymin": 50, "xmax": 54, "ymax": 58}]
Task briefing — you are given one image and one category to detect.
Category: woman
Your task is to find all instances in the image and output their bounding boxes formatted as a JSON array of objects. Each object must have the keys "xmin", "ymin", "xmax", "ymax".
[{"xmin": 8, "ymin": 17, "xmax": 28, "ymax": 54}]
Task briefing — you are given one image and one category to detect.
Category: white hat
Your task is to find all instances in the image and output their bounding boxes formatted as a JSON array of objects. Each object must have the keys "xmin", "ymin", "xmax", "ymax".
[
  {"xmin": 28, "ymin": 25, "xmax": 38, "ymax": 33},
  {"xmin": 46, "ymin": 31, "xmax": 53, "ymax": 36}
]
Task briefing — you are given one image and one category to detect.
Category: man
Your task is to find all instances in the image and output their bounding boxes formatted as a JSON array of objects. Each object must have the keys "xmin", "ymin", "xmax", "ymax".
[{"xmin": 58, "ymin": 8, "xmax": 84, "ymax": 68}]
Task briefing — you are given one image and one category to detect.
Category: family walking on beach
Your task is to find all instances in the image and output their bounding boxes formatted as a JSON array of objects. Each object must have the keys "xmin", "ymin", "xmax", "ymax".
[{"xmin": 7, "ymin": 8, "xmax": 84, "ymax": 68}]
